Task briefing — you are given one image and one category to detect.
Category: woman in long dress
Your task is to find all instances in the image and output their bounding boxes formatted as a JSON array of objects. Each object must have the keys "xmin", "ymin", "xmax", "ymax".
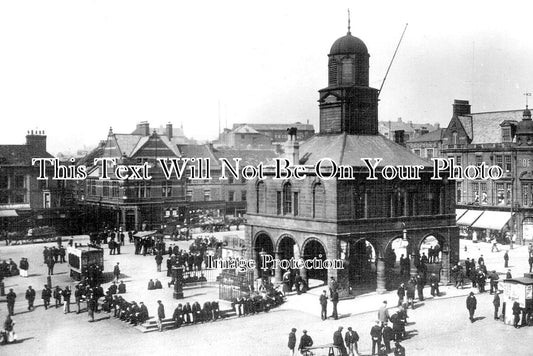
[{"xmin": 3, "ymin": 315, "xmax": 16, "ymax": 344}]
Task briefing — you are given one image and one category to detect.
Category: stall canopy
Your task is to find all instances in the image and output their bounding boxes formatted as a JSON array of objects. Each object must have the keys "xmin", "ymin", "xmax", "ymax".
[
  {"xmin": 456, "ymin": 209, "xmax": 467, "ymax": 220},
  {"xmin": 0, "ymin": 210, "xmax": 18, "ymax": 217},
  {"xmin": 456, "ymin": 209, "xmax": 484, "ymax": 227},
  {"xmin": 471, "ymin": 211, "xmax": 513, "ymax": 231},
  {"xmin": 133, "ymin": 231, "xmax": 159, "ymax": 238}
]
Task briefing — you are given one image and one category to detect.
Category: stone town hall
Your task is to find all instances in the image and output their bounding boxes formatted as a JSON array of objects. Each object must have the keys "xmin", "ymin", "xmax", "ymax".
[{"xmin": 244, "ymin": 27, "xmax": 459, "ymax": 297}]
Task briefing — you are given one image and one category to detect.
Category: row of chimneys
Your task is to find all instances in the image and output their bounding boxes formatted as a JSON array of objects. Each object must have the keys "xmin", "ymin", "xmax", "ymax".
[
  {"xmin": 26, "ymin": 130, "xmax": 47, "ymax": 152},
  {"xmin": 135, "ymin": 121, "xmax": 174, "ymax": 140}
]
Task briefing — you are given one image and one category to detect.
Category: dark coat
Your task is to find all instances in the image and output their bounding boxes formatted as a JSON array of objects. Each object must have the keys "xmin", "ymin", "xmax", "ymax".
[
  {"xmin": 288, "ymin": 331, "xmax": 296, "ymax": 349},
  {"xmin": 333, "ymin": 330, "xmax": 344, "ymax": 347},
  {"xmin": 25, "ymin": 288, "xmax": 36, "ymax": 301},
  {"xmin": 298, "ymin": 334, "xmax": 313, "ymax": 350},
  {"xmin": 466, "ymin": 295, "xmax": 477, "ymax": 311},
  {"xmin": 345, "ymin": 330, "xmax": 359, "ymax": 344},
  {"xmin": 157, "ymin": 303, "xmax": 165, "ymax": 319},
  {"xmin": 319, "ymin": 294, "xmax": 328, "ymax": 306}
]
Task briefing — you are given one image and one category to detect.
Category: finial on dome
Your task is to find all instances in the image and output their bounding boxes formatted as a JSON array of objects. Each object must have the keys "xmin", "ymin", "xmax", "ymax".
[{"xmin": 347, "ymin": 9, "xmax": 351, "ymax": 35}]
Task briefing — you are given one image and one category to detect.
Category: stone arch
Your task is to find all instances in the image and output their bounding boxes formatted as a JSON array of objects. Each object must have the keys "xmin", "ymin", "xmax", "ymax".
[
  {"xmin": 301, "ymin": 237, "xmax": 328, "ymax": 283},
  {"xmin": 346, "ymin": 238, "xmax": 379, "ymax": 292},
  {"xmin": 311, "ymin": 180, "xmax": 326, "ymax": 219},
  {"xmin": 253, "ymin": 231, "xmax": 275, "ymax": 278},
  {"xmin": 418, "ymin": 232, "xmax": 446, "ymax": 264},
  {"xmin": 275, "ymin": 233, "xmax": 299, "ymax": 261}
]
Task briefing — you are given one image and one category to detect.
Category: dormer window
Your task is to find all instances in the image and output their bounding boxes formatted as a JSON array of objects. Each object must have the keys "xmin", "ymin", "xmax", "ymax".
[{"xmin": 502, "ymin": 127, "xmax": 511, "ymax": 142}]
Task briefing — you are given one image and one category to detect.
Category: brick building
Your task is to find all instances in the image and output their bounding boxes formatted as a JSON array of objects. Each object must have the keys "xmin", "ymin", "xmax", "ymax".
[
  {"xmin": 406, "ymin": 127, "xmax": 446, "ymax": 159},
  {"xmin": 441, "ymin": 100, "xmax": 533, "ymax": 243},
  {"xmin": 0, "ymin": 131, "xmax": 76, "ymax": 234},
  {"xmin": 245, "ymin": 28, "xmax": 458, "ymax": 297}
]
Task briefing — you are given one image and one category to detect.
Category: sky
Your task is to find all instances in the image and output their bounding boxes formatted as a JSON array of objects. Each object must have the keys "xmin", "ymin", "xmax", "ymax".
[{"xmin": 1, "ymin": 0, "xmax": 533, "ymax": 155}]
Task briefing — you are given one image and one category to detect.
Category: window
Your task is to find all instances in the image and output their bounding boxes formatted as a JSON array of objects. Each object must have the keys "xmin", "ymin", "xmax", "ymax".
[
  {"xmin": 13, "ymin": 194, "xmax": 24, "ymax": 203},
  {"xmin": 241, "ymin": 190, "xmax": 247, "ymax": 201},
  {"xmin": 162, "ymin": 182, "xmax": 172, "ymax": 197},
  {"xmin": 293, "ymin": 192, "xmax": 299, "ymax": 216},
  {"xmin": 0, "ymin": 192, "xmax": 8, "ymax": 204},
  {"xmin": 43, "ymin": 192, "xmax": 51, "ymax": 208},
  {"xmin": 282, "ymin": 183, "xmax": 292, "ymax": 214},
  {"xmin": 452, "ymin": 131, "xmax": 458, "ymax": 145},
  {"xmin": 523, "ymin": 185, "xmax": 529, "ymax": 206},
  {"xmin": 240, "ymin": 134, "xmax": 245, "ymax": 139},
  {"xmin": 276, "ymin": 191, "xmax": 282, "ymax": 215},
  {"xmin": 481, "ymin": 183, "xmax": 488, "ymax": 204},
  {"xmin": 456, "ymin": 182, "xmax": 462, "ymax": 203},
  {"xmin": 136, "ymin": 182, "xmax": 150, "ymax": 198},
  {"xmin": 505, "ymin": 155, "xmax": 512, "ymax": 172},
  {"xmin": 204, "ymin": 189, "xmax": 210, "ymax": 201},
  {"xmin": 228, "ymin": 176, "xmax": 234, "ymax": 184},
  {"xmin": 341, "ymin": 58, "xmax": 353, "ymax": 83},
  {"xmin": 413, "ymin": 149, "xmax": 421, "ymax": 156},
  {"xmin": 496, "ymin": 183, "xmax": 505, "ymax": 205},
  {"xmin": 228, "ymin": 191, "xmax": 235, "ymax": 202},
  {"xmin": 506, "ymin": 184, "xmax": 511, "ymax": 205},
  {"xmin": 456, "ymin": 155, "xmax": 462, "ymax": 167},
  {"xmin": 426, "ymin": 148, "xmax": 434, "ymax": 159},
  {"xmin": 112, "ymin": 182, "xmax": 119, "ymax": 197},
  {"xmin": 102, "ymin": 181, "xmax": 109, "ymax": 197},
  {"xmin": 502, "ymin": 127, "xmax": 511, "ymax": 142},
  {"xmin": 14, "ymin": 175, "xmax": 24, "ymax": 189},
  {"xmin": 0, "ymin": 175, "xmax": 7, "ymax": 189},
  {"xmin": 186, "ymin": 189, "xmax": 192, "ymax": 202},
  {"xmin": 473, "ymin": 183, "xmax": 479, "ymax": 203},
  {"xmin": 328, "ymin": 59, "xmax": 338, "ymax": 85},
  {"xmin": 495, "ymin": 155, "xmax": 503, "ymax": 169},
  {"xmin": 256, "ymin": 181, "xmax": 265, "ymax": 213},
  {"xmin": 475, "ymin": 155, "xmax": 483, "ymax": 166}
]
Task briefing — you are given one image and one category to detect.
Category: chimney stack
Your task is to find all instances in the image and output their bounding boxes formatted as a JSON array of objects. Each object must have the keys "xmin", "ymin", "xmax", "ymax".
[
  {"xmin": 136, "ymin": 121, "xmax": 150, "ymax": 136},
  {"xmin": 453, "ymin": 100, "xmax": 471, "ymax": 116},
  {"xmin": 26, "ymin": 129, "xmax": 47, "ymax": 153},
  {"xmin": 393, "ymin": 130, "xmax": 405, "ymax": 145},
  {"xmin": 166, "ymin": 122, "xmax": 173, "ymax": 140},
  {"xmin": 284, "ymin": 127, "xmax": 299, "ymax": 165}
]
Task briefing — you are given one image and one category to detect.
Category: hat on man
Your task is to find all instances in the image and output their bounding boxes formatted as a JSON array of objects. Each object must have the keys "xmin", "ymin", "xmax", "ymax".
[{"xmin": 291, "ymin": 328, "xmax": 297, "ymax": 332}]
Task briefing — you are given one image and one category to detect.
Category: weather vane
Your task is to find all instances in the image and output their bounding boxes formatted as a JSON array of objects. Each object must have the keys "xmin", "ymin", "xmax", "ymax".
[
  {"xmin": 524, "ymin": 92, "xmax": 531, "ymax": 107},
  {"xmin": 347, "ymin": 9, "xmax": 351, "ymax": 35}
]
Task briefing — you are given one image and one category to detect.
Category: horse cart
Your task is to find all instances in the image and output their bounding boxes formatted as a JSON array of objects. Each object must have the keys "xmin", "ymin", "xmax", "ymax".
[{"xmin": 6, "ymin": 226, "xmax": 57, "ymax": 244}]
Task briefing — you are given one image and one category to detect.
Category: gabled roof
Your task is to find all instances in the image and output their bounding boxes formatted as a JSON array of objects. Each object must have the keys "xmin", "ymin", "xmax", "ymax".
[
  {"xmin": 232, "ymin": 125, "xmax": 260, "ymax": 134},
  {"xmin": 458, "ymin": 116, "xmax": 473, "ymax": 139},
  {"xmin": 297, "ymin": 133, "xmax": 432, "ymax": 168},
  {"xmin": 379, "ymin": 121, "xmax": 438, "ymax": 133},
  {"xmin": 406, "ymin": 128, "xmax": 446, "ymax": 143},
  {"xmin": 115, "ymin": 134, "xmax": 144, "ymax": 156}
]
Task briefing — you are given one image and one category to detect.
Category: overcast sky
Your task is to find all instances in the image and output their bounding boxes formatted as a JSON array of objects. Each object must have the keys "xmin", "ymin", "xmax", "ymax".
[{"xmin": 1, "ymin": 0, "xmax": 532, "ymax": 154}]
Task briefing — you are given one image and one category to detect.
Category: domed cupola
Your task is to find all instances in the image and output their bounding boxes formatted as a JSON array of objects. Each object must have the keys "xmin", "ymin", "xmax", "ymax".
[
  {"xmin": 327, "ymin": 19, "xmax": 370, "ymax": 88},
  {"xmin": 516, "ymin": 105, "xmax": 533, "ymax": 144}
]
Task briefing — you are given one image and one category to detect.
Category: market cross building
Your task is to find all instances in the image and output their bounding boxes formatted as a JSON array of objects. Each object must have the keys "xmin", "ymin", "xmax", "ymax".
[{"xmin": 245, "ymin": 27, "xmax": 459, "ymax": 297}]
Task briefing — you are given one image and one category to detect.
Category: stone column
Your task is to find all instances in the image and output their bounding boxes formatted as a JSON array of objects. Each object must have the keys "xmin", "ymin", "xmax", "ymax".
[
  {"xmin": 390, "ymin": 193, "xmax": 395, "ymax": 217},
  {"xmin": 376, "ymin": 258, "xmax": 386, "ymax": 294},
  {"xmin": 121, "ymin": 209, "xmax": 127, "ymax": 230},
  {"xmin": 440, "ymin": 249, "xmax": 450, "ymax": 285},
  {"xmin": 172, "ymin": 266, "xmax": 184, "ymax": 299},
  {"xmin": 364, "ymin": 190, "xmax": 369, "ymax": 219},
  {"xmin": 403, "ymin": 191, "xmax": 409, "ymax": 216},
  {"xmin": 274, "ymin": 251, "xmax": 283, "ymax": 283}
]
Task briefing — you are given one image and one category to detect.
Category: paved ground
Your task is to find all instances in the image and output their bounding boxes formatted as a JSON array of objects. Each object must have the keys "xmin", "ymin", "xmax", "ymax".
[{"xmin": 0, "ymin": 237, "xmax": 532, "ymax": 355}]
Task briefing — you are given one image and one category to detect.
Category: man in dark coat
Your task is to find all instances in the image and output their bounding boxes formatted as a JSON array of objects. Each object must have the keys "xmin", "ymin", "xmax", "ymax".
[
  {"xmin": 157, "ymin": 300, "xmax": 165, "ymax": 332},
  {"xmin": 331, "ymin": 289, "xmax": 339, "ymax": 320},
  {"xmin": 25, "ymin": 285, "xmax": 36, "ymax": 311},
  {"xmin": 113, "ymin": 263, "xmax": 120, "ymax": 282},
  {"xmin": 118, "ymin": 281, "xmax": 126, "ymax": 294},
  {"xmin": 493, "ymin": 292, "xmax": 501, "ymax": 320},
  {"xmin": 42, "ymin": 285, "xmax": 51, "ymax": 310},
  {"xmin": 139, "ymin": 302, "xmax": 149, "ymax": 324},
  {"xmin": 154, "ymin": 279, "xmax": 163, "ymax": 289},
  {"xmin": 319, "ymin": 290, "xmax": 328, "ymax": 320},
  {"xmin": 382, "ymin": 322, "xmax": 394, "ymax": 353},
  {"xmin": 47, "ymin": 258, "xmax": 55, "ymax": 275},
  {"xmin": 394, "ymin": 341, "xmax": 406, "ymax": 356},
  {"xmin": 512, "ymin": 301, "xmax": 521, "ymax": 328},
  {"xmin": 345, "ymin": 326, "xmax": 359, "ymax": 356},
  {"xmin": 397, "ymin": 283, "xmax": 405, "ymax": 306},
  {"xmin": 147, "ymin": 279, "xmax": 155, "ymax": 290},
  {"xmin": 75, "ymin": 285, "xmax": 83, "ymax": 314},
  {"xmin": 172, "ymin": 304, "xmax": 183, "ymax": 328},
  {"xmin": 108, "ymin": 282, "xmax": 118, "ymax": 295},
  {"xmin": 370, "ymin": 321, "xmax": 382, "ymax": 355},
  {"xmin": 429, "ymin": 273, "xmax": 439, "ymax": 297},
  {"xmin": 298, "ymin": 330, "xmax": 313, "ymax": 354},
  {"xmin": 6, "ymin": 288, "xmax": 16, "ymax": 316},
  {"xmin": 288, "ymin": 327, "xmax": 297, "ymax": 356},
  {"xmin": 504, "ymin": 250, "xmax": 509, "ymax": 268},
  {"xmin": 333, "ymin": 326, "xmax": 347, "ymax": 356},
  {"xmin": 466, "ymin": 292, "xmax": 477, "ymax": 322},
  {"xmin": 155, "ymin": 253, "xmax": 163, "ymax": 272},
  {"xmin": 53, "ymin": 286, "xmax": 62, "ymax": 308},
  {"xmin": 192, "ymin": 301, "xmax": 202, "ymax": 323}
]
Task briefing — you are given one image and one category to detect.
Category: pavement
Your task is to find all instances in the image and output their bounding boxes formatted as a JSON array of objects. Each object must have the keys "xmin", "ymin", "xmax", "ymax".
[{"xmin": 0, "ymin": 237, "xmax": 532, "ymax": 355}]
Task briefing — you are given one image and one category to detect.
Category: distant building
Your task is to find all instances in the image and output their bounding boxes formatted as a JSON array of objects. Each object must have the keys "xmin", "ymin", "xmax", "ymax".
[
  {"xmin": 78, "ymin": 122, "xmax": 276, "ymax": 231},
  {"xmin": 379, "ymin": 117, "xmax": 440, "ymax": 145},
  {"xmin": 0, "ymin": 131, "xmax": 75, "ymax": 233},
  {"xmin": 441, "ymin": 99, "xmax": 533, "ymax": 243},
  {"xmin": 406, "ymin": 127, "xmax": 446, "ymax": 159},
  {"xmin": 215, "ymin": 122, "xmax": 315, "ymax": 150}
]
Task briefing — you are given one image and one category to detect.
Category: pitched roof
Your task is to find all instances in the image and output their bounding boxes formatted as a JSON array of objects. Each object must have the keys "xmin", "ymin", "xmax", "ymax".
[
  {"xmin": 233, "ymin": 123, "xmax": 314, "ymax": 131},
  {"xmin": 297, "ymin": 133, "xmax": 432, "ymax": 168},
  {"xmin": 0, "ymin": 145, "xmax": 53, "ymax": 166},
  {"xmin": 379, "ymin": 121, "xmax": 438, "ymax": 133},
  {"xmin": 232, "ymin": 125, "xmax": 260, "ymax": 134},
  {"xmin": 214, "ymin": 148, "xmax": 278, "ymax": 166},
  {"xmin": 406, "ymin": 128, "xmax": 446, "ymax": 143},
  {"xmin": 115, "ymin": 134, "xmax": 143, "ymax": 156},
  {"xmin": 467, "ymin": 109, "xmax": 523, "ymax": 144},
  {"xmin": 458, "ymin": 116, "xmax": 473, "ymax": 139}
]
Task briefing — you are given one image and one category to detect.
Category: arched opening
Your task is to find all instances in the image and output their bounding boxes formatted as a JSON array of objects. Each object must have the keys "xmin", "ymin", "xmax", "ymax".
[
  {"xmin": 346, "ymin": 239, "xmax": 377, "ymax": 294},
  {"xmin": 312, "ymin": 182, "xmax": 325, "ymax": 219},
  {"xmin": 418, "ymin": 234, "xmax": 445, "ymax": 281},
  {"xmin": 384, "ymin": 236, "xmax": 412, "ymax": 289},
  {"xmin": 256, "ymin": 181, "xmax": 266, "ymax": 214},
  {"xmin": 254, "ymin": 233, "xmax": 274, "ymax": 278},
  {"xmin": 302, "ymin": 239, "xmax": 328, "ymax": 283},
  {"xmin": 282, "ymin": 182, "xmax": 292, "ymax": 215},
  {"xmin": 278, "ymin": 235, "xmax": 296, "ymax": 262}
]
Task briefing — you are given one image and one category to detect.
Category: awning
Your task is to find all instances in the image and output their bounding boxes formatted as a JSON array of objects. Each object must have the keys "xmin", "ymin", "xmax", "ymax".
[
  {"xmin": 471, "ymin": 210, "xmax": 512, "ymax": 231},
  {"xmin": 0, "ymin": 210, "xmax": 18, "ymax": 217},
  {"xmin": 456, "ymin": 209, "xmax": 467, "ymax": 220},
  {"xmin": 133, "ymin": 230, "xmax": 158, "ymax": 238},
  {"xmin": 456, "ymin": 209, "xmax": 484, "ymax": 227}
]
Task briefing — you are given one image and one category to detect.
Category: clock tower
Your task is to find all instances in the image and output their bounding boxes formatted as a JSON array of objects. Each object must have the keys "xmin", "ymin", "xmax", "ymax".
[{"xmin": 318, "ymin": 26, "xmax": 379, "ymax": 135}]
